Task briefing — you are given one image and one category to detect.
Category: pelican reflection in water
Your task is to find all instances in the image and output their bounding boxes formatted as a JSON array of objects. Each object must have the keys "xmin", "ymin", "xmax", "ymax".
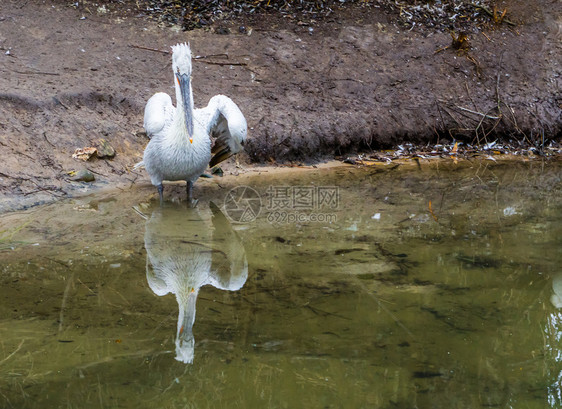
[{"xmin": 142, "ymin": 201, "xmax": 248, "ymax": 363}]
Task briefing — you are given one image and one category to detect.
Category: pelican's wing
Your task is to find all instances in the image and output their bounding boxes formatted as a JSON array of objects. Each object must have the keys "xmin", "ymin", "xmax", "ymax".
[
  {"xmin": 143, "ymin": 92, "xmax": 175, "ymax": 138},
  {"xmin": 197, "ymin": 95, "xmax": 247, "ymax": 168},
  {"xmin": 146, "ymin": 256, "xmax": 171, "ymax": 296},
  {"xmin": 208, "ymin": 201, "xmax": 248, "ymax": 291}
]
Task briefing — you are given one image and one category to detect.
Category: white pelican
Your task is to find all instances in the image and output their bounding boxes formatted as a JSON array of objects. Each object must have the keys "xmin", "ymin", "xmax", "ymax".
[
  {"xmin": 143, "ymin": 201, "xmax": 248, "ymax": 363},
  {"xmin": 139, "ymin": 43, "xmax": 247, "ymax": 205}
]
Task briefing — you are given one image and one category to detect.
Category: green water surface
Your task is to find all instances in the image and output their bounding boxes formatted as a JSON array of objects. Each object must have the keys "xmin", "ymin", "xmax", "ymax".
[{"xmin": 0, "ymin": 160, "xmax": 560, "ymax": 409}]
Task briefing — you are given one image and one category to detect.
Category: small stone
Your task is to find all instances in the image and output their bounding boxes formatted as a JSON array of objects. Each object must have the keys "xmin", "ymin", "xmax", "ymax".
[
  {"xmin": 71, "ymin": 169, "xmax": 95, "ymax": 182},
  {"xmin": 211, "ymin": 166, "xmax": 224, "ymax": 176},
  {"xmin": 215, "ymin": 26, "xmax": 230, "ymax": 35},
  {"xmin": 96, "ymin": 139, "xmax": 116, "ymax": 159}
]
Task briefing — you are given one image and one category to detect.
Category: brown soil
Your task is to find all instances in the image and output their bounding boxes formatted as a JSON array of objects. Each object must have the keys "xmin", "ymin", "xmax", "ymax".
[{"xmin": 0, "ymin": 0, "xmax": 560, "ymax": 212}]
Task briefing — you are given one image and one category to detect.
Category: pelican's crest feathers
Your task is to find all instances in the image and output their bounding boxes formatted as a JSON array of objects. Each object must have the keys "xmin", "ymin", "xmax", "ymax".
[{"xmin": 171, "ymin": 43, "xmax": 192, "ymax": 75}]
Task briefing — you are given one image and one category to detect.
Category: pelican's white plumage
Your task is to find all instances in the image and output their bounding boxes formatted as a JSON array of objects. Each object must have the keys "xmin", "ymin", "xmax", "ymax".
[{"xmin": 139, "ymin": 43, "xmax": 247, "ymax": 204}]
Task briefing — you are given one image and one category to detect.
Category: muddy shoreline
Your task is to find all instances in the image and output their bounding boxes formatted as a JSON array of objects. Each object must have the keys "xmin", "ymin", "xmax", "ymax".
[{"xmin": 0, "ymin": 0, "xmax": 560, "ymax": 212}]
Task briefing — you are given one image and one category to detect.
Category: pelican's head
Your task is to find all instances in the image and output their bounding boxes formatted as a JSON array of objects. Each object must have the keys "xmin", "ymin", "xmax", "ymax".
[
  {"xmin": 171, "ymin": 43, "xmax": 192, "ymax": 76},
  {"xmin": 171, "ymin": 43, "xmax": 194, "ymax": 142}
]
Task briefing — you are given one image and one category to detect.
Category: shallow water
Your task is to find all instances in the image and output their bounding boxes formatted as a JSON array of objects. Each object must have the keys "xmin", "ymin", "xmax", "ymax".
[{"xmin": 0, "ymin": 160, "xmax": 561, "ymax": 409}]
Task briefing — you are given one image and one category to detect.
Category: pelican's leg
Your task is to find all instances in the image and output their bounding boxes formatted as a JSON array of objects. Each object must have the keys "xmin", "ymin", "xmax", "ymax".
[
  {"xmin": 186, "ymin": 181, "xmax": 198, "ymax": 208},
  {"xmin": 157, "ymin": 184, "xmax": 164, "ymax": 204}
]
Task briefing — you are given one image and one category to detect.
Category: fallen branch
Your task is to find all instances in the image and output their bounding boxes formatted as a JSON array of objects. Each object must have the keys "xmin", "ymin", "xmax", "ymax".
[
  {"xmin": 473, "ymin": 109, "xmax": 490, "ymax": 146},
  {"xmin": 495, "ymin": 52, "xmax": 504, "ymax": 114},
  {"xmin": 455, "ymin": 106, "xmax": 501, "ymax": 120},
  {"xmin": 195, "ymin": 60, "xmax": 247, "ymax": 67},
  {"xmin": 129, "ymin": 45, "xmax": 246, "ymax": 66},
  {"xmin": 128, "ymin": 44, "xmax": 169, "ymax": 54},
  {"xmin": 12, "ymin": 70, "xmax": 60, "ymax": 76},
  {"xmin": 194, "ymin": 53, "xmax": 229, "ymax": 60}
]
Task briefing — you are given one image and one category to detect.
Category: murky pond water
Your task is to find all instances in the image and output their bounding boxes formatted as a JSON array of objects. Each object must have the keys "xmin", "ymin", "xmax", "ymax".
[{"xmin": 0, "ymin": 160, "xmax": 560, "ymax": 409}]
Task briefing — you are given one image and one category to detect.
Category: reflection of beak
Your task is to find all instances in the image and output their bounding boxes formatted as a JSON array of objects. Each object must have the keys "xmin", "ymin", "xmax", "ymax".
[
  {"xmin": 176, "ymin": 288, "xmax": 198, "ymax": 363},
  {"xmin": 178, "ymin": 288, "xmax": 198, "ymax": 342},
  {"xmin": 176, "ymin": 73, "xmax": 194, "ymax": 141}
]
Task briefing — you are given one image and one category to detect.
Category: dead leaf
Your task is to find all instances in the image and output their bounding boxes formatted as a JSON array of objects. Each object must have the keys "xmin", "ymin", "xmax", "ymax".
[{"xmin": 72, "ymin": 147, "xmax": 98, "ymax": 161}]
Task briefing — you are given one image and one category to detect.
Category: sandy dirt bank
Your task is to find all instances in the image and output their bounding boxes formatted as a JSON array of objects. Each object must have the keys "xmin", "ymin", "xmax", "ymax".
[{"xmin": 0, "ymin": 0, "xmax": 560, "ymax": 212}]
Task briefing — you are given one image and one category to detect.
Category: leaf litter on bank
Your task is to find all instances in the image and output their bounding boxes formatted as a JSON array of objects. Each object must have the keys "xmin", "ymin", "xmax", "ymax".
[
  {"xmin": 137, "ymin": 0, "xmax": 513, "ymax": 32},
  {"xmin": 338, "ymin": 139, "xmax": 562, "ymax": 166}
]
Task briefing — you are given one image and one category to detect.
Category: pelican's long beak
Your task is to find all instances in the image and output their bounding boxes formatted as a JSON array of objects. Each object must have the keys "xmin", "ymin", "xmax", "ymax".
[{"xmin": 176, "ymin": 73, "xmax": 194, "ymax": 143}]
